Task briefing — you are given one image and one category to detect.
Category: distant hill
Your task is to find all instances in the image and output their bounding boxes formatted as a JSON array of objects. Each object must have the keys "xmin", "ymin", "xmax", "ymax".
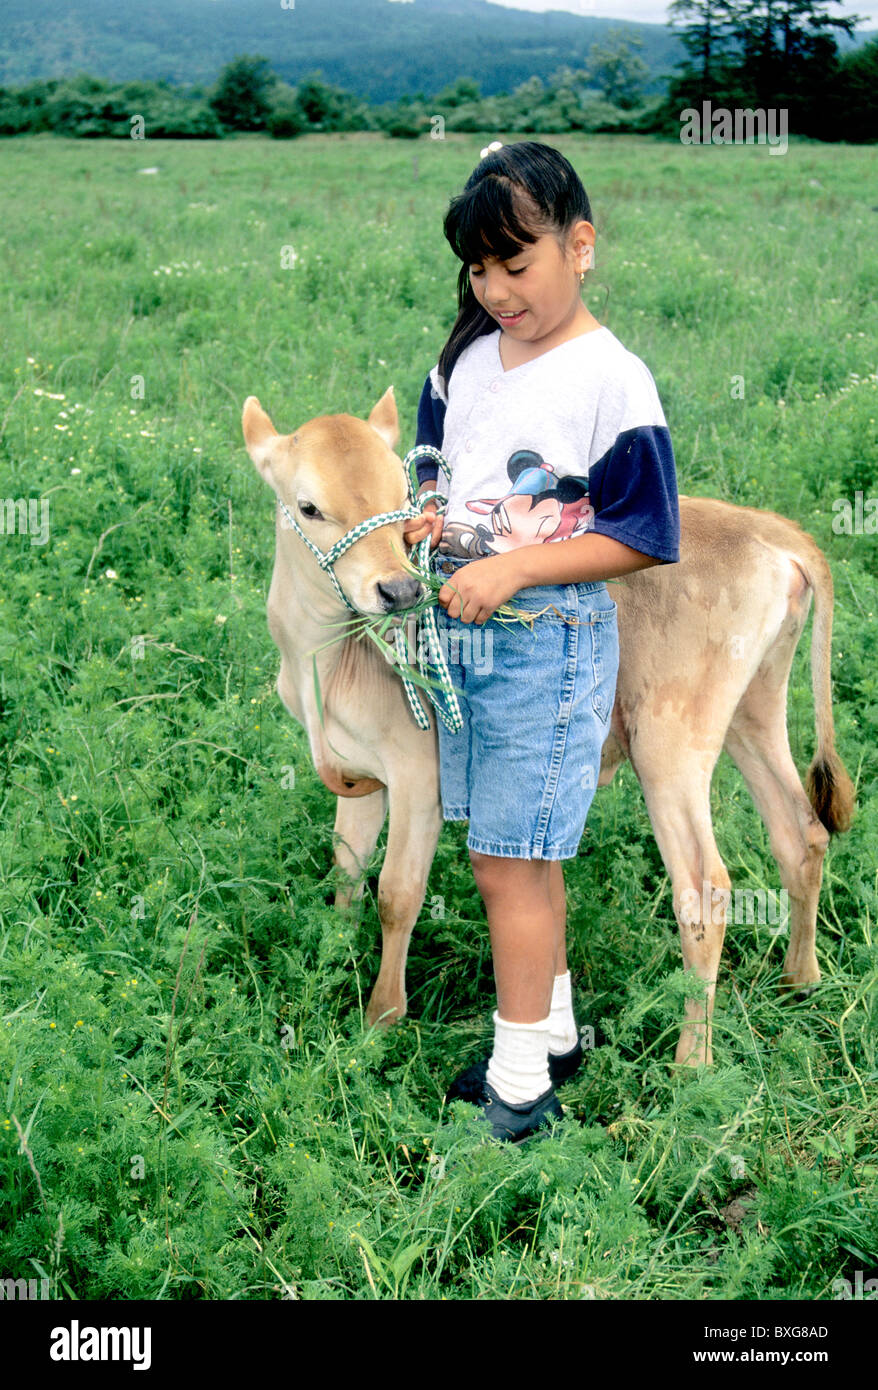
[
  {"xmin": 0, "ymin": 0, "xmax": 689, "ymax": 98},
  {"xmin": 2, "ymin": 0, "xmax": 871, "ymax": 104}
]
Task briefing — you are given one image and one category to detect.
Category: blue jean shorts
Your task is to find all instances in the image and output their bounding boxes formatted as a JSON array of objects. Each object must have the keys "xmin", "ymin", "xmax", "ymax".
[{"xmin": 430, "ymin": 551, "xmax": 620, "ymax": 860}]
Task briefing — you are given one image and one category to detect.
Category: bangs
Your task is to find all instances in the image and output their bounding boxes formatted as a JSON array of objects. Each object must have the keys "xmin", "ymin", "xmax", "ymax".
[{"xmin": 444, "ymin": 176, "xmax": 545, "ymax": 267}]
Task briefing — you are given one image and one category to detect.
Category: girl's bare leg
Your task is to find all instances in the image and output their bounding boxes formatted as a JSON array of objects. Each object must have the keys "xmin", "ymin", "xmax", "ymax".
[
  {"xmin": 548, "ymin": 859, "xmax": 568, "ymax": 977},
  {"xmin": 468, "ymin": 851, "xmax": 567, "ymax": 1021}
]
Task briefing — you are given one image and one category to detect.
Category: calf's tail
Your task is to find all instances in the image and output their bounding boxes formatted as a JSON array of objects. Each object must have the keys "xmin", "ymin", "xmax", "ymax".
[{"xmin": 798, "ymin": 548, "xmax": 856, "ymax": 834}]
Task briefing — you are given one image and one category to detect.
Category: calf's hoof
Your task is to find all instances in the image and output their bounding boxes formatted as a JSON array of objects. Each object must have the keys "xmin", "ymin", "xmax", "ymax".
[
  {"xmin": 674, "ymin": 1032, "xmax": 712, "ymax": 1068},
  {"xmin": 780, "ymin": 961, "xmax": 820, "ymax": 996},
  {"xmin": 365, "ymin": 994, "xmax": 406, "ymax": 1029},
  {"xmin": 780, "ymin": 977, "xmax": 820, "ymax": 1000}
]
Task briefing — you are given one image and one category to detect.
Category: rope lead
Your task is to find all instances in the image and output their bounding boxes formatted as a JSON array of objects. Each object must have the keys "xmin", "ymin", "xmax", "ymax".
[{"xmin": 277, "ymin": 445, "xmax": 463, "ymax": 733}]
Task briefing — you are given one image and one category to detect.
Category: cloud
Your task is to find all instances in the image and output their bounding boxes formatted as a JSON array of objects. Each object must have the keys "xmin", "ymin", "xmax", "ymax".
[{"xmin": 489, "ymin": 0, "xmax": 877, "ymax": 28}]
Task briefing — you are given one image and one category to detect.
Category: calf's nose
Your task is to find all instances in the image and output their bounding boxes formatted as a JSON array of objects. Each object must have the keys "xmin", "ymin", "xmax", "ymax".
[{"xmin": 376, "ymin": 576, "xmax": 423, "ymax": 612}]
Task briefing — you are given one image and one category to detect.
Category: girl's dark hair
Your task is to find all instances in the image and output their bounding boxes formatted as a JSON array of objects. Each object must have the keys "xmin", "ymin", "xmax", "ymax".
[{"xmin": 436, "ymin": 141, "xmax": 593, "ymax": 395}]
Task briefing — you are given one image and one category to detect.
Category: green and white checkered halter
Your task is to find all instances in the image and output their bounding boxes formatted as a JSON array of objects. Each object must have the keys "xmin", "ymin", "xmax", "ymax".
[{"xmin": 276, "ymin": 444, "xmax": 463, "ymax": 733}]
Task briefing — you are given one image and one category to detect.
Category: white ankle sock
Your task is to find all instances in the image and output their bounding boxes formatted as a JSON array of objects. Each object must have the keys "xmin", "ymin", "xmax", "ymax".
[
  {"xmin": 485, "ymin": 1010, "xmax": 552, "ymax": 1106},
  {"xmin": 548, "ymin": 971, "xmax": 579, "ymax": 1055}
]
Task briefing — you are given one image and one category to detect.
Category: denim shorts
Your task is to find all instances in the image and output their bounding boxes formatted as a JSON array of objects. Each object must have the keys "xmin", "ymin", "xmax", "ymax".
[{"xmin": 430, "ymin": 551, "xmax": 620, "ymax": 860}]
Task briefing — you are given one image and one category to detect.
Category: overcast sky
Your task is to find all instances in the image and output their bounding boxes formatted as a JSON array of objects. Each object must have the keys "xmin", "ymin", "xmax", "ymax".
[{"xmin": 491, "ymin": 0, "xmax": 878, "ymax": 29}]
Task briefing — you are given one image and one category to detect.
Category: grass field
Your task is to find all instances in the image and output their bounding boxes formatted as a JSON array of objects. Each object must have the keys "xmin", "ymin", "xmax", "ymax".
[{"xmin": 0, "ymin": 130, "xmax": 876, "ymax": 1301}]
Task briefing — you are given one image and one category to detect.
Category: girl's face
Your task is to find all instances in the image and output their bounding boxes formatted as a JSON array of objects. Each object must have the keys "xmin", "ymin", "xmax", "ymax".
[{"xmin": 467, "ymin": 221, "xmax": 594, "ymax": 346}]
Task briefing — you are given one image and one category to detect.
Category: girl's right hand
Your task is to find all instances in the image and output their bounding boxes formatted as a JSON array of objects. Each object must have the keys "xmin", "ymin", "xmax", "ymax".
[{"xmin": 403, "ymin": 499, "xmax": 443, "ymax": 551}]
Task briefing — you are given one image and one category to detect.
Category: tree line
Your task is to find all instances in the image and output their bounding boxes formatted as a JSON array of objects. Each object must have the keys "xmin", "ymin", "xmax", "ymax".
[
  {"xmin": 666, "ymin": 0, "xmax": 876, "ymax": 138},
  {"xmin": 0, "ymin": 3, "xmax": 874, "ymax": 144}
]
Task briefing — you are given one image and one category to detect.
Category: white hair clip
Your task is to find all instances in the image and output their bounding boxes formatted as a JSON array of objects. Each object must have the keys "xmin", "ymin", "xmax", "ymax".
[{"xmin": 480, "ymin": 140, "xmax": 504, "ymax": 159}]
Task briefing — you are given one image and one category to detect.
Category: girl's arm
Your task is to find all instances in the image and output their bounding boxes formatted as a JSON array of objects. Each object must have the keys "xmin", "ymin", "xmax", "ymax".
[
  {"xmin": 403, "ymin": 476, "xmax": 443, "ymax": 549},
  {"xmin": 405, "ymin": 369, "xmax": 447, "ymax": 550},
  {"xmin": 435, "ymin": 537, "xmax": 659, "ymax": 623},
  {"xmin": 513, "ymin": 532, "xmax": 660, "ymax": 588}
]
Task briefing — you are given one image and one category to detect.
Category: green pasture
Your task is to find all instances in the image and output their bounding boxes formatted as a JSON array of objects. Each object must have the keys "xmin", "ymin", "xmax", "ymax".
[{"xmin": 0, "ymin": 131, "xmax": 876, "ymax": 1300}]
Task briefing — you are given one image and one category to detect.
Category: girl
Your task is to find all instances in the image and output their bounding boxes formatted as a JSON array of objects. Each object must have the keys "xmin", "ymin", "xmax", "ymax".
[{"xmin": 403, "ymin": 140, "xmax": 680, "ymax": 1143}]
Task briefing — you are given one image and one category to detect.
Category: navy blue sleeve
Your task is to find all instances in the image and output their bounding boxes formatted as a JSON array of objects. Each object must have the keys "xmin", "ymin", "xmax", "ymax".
[
  {"xmin": 413, "ymin": 375, "xmax": 447, "ymax": 487},
  {"xmin": 588, "ymin": 424, "xmax": 680, "ymax": 563}
]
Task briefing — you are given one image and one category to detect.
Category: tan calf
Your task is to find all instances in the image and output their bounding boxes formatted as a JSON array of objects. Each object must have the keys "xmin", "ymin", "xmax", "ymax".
[
  {"xmin": 243, "ymin": 388, "xmax": 441, "ymax": 1028},
  {"xmin": 243, "ymin": 388, "xmax": 855, "ymax": 1066}
]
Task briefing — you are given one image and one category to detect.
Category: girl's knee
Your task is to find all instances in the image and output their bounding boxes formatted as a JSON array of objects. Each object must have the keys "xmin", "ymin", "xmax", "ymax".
[
  {"xmin": 468, "ymin": 847, "xmax": 495, "ymax": 886},
  {"xmin": 468, "ymin": 849, "xmax": 549, "ymax": 894}
]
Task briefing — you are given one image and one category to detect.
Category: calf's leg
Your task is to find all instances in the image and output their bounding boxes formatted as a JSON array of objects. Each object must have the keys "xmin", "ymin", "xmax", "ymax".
[
  {"xmin": 365, "ymin": 778, "xmax": 442, "ymax": 1028},
  {"xmin": 332, "ymin": 787, "xmax": 388, "ymax": 911},
  {"xmin": 724, "ymin": 673, "xmax": 830, "ymax": 993},
  {"xmin": 632, "ymin": 731, "xmax": 731, "ymax": 1067}
]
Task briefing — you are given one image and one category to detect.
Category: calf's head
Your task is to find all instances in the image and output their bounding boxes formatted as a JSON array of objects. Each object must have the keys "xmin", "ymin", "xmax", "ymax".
[{"xmin": 242, "ymin": 386, "xmax": 423, "ymax": 615}]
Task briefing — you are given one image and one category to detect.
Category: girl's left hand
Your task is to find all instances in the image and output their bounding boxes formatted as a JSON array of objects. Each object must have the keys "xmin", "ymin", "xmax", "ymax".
[{"xmin": 437, "ymin": 554, "xmax": 522, "ymax": 624}]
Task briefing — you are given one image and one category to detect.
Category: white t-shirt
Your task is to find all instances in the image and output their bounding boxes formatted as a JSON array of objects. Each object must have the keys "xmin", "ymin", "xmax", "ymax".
[{"xmin": 414, "ymin": 325, "xmax": 680, "ymax": 564}]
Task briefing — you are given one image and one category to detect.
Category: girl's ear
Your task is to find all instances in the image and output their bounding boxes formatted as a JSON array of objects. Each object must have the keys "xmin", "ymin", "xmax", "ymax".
[
  {"xmin": 572, "ymin": 219, "xmax": 595, "ymax": 259},
  {"xmin": 242, "ymin": 396, "xmax": 281, "ymax": 484},
  {"xmin": 368, "ymin": 384, "xmax": 400, "ymax": 450}
]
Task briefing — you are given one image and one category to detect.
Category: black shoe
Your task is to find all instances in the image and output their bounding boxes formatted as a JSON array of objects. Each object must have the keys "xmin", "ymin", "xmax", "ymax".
[
  {"xmin": 445, "ymin": 1037, "xmax": 584, "ymax": 1105},
  {"xmin": 467, "ymin": 1080, "xmax": 563, "ymax": 1144}
]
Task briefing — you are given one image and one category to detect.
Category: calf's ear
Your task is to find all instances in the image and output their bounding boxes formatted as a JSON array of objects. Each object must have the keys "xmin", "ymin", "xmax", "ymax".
[
  {"xmin": 242, "ymin": 396, "xmax": 281, "ymax": 484},
  {"xmin": 368, "ymin": 384, "xmax": 400, "ymax": 450}
]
